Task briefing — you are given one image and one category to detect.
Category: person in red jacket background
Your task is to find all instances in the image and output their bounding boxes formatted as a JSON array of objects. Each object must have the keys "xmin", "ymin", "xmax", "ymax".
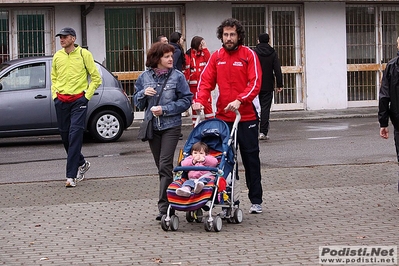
[
  {"xmin": 184, "ymin": 36, "xmax": 214, "ymax": 125},
  {"xmin": 192, "ymin": 18, "xmax": 263, "ymax": 214}
]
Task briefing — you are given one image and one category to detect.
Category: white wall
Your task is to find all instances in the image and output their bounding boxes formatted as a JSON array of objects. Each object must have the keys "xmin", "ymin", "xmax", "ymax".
[
  {"xmin": 86, "ymin": 5, "xmax": 106, "ymax": 65},
  {"xmin": 54, "ymin": 6, "xmax": 81, "ymax": 51},
  {"xmin": 185, "ymin": 2, "xmax": 232, "ymax": 53},
  {"xmin": 304, "ymin": 2, "xmax": 348, "ymax": 110},
  {"xmin": 54, "ymin": 5, "xmax": 105, "ymax": 64}
]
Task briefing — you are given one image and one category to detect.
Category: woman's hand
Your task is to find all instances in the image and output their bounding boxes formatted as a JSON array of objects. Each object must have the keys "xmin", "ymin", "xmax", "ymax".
[
  {"xmin": 192, "ymin": 102, "xmax": 203, "ymax": 111},
  {"xmin": 150, "ymin": 106, "xmax": 162, "ymax": 116},
  {"xmin": 144, "ymin": 87, "xmax": 157, "ymax": 96}
]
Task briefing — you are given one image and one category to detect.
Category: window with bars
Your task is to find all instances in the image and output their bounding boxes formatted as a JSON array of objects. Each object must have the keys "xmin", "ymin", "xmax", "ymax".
[
  {"xmin": 105, "ymin": 8, "xmax": 144, "ymax": 72},
  {"xmin": 17, "ymin": 14, "xmax": 45, "ymax": 57},
  {"xmin": 0, "ymin": 11, "xmax": 9, "ymax": 64},
  {"xmin": 104, "ymin": 6, "xmax": 182, "ymax": 105},
  {"xmin": 0, "ymin": 9, "xmax": 52, "ymax": 61},
  {"xmin": 346, "ymin": 5, "xmax": 399, "ymax": 103},
  {"xmin": 233, "ymin": 5, "xmax": 303, "ymax": 107}
]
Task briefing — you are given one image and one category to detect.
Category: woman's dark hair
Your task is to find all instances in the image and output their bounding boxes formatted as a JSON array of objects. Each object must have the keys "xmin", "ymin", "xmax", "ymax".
[
  {"xmin": 169, "ymin": 32, "xmax": 182, "ymax": 44},
  {"xmin": 191, "ymin": 141, "xmax": 209, "ymax": 154},
  {"xmin": 216, "ymin": 18, "xmax": 245, "ymax": 46},
  {"xmin": 190, "ymin": 36, "xmax": 204, "ymax": 50},
  {"xmin": 145, "ymin": 42, "xmax": 175, "ymax": 68}
]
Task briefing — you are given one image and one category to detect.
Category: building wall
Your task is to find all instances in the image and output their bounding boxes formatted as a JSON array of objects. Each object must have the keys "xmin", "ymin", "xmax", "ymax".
[
  {"xmin": 54, "ymin": 6, "xmax": 81, "ymax": 50},
  {"xmin": 304, "ymin": 2, "xmax": 348, "ymax": 110},
  {"xmin": 185, "ymin": 2, "xmax": 232, "ymax": 53},
  {"xmin": 53, "ymin": 2, "xmax": 350, "ymax": 111},
  {"xmin": 54, "ymin": 4, "xmax": 106, "ymax": 65}
]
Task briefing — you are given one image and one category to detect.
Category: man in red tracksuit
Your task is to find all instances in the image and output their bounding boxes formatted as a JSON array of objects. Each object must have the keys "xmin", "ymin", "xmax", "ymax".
[{"xmin": 192, "ymin": 18, "xmax": 263, "ymax": 214}]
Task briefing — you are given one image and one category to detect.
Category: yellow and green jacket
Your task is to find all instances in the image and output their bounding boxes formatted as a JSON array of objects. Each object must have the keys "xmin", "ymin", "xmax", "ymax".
[{"xmin": 51, "ymin": 44, "xmax": 102, "ymax": 100}]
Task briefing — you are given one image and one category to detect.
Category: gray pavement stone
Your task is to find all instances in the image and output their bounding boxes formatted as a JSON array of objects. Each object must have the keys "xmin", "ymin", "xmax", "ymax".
[{"xmin": 1, "ymin": 162, "xmax": 398, "ymax": 265}]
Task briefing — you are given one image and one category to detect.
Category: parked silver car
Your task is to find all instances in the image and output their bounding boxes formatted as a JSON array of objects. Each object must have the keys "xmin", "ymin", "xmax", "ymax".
[{"xmin": 0, "ymin": 56, "xmax": 134, "ymax": 142}]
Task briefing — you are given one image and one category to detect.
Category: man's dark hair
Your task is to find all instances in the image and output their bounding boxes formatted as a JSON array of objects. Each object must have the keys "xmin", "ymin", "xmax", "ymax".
[
  {"xmin": 170, "ymin": 32, "xmax": 182, "ymax": 44},
  {"xmin": 216, "ymin": 18, "xmax": 245, "ymax": 46},
  {"xmin": 146, "ymin": 42, "xmax": 175, "ymax": 68},
  {"xmin": 156, "ymin": 34, "xmax": 166, "ymax": 42}
]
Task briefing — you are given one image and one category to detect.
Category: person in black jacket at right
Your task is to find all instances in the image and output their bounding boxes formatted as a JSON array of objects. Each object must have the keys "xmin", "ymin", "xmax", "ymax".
[
  {"xmin": 378, "ymin": 36, "xmax": 399, "ymax": 193},
  {"xmin": 254, "ymin": 33, "xmax": 283, "ymax": 141}
]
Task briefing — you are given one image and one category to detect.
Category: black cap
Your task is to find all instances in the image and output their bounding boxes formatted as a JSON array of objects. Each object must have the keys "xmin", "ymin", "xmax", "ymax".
[
  {"xmin": 258, "ymin": 33, "xmax": 269, "ymax": 43},
  {"xmin": 55, "ymin": 27, "xmax": 76, "ymax": 37}
]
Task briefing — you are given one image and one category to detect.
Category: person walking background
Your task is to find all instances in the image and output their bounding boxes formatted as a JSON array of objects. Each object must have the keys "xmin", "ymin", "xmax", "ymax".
[
  {"xmin": 192, "ymin": 18, "xmax": 263, "ymax": 214},
  {"xmin": 156, "ymin": 34, "xmax": 168, "ymax": 44},
  {"xmin": 51, "ymin": 27, "xmax": 102, "ymax": 187},
  {"xmin": 378, "ymin": 36, "xmax": 399, "ymax": 192},
  {"xmin": 254, "ymin": 33, "xmax": 283, "ymax": 141},
  {"xmin": 133, "ymin": 42, "xmax": 192, "ymax": 220},
  {"xmin": 184, "ymin": 36, "xmax": 214, "ymax": 125},
  {"xmin": 169, "ymin": 31, "xmax": 186, "ymax": 72}
]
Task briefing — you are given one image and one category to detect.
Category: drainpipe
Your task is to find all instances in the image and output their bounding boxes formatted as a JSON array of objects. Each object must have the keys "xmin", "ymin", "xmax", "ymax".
[{"xmin": 81, "ymin": 3, "xmax": 95, "ymax": 49}]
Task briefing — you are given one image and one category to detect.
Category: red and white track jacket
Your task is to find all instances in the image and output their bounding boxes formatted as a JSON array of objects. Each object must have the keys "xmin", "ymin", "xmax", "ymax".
[{"xmin": 196, "ymin": 45, "xmax": 262, "ymax": 122}]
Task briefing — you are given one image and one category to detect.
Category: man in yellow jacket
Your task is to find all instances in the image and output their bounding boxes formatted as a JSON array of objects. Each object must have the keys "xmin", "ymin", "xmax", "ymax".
[{"xmin": 51, "ymin": 27, "xmax": 102, "ymax": 187}]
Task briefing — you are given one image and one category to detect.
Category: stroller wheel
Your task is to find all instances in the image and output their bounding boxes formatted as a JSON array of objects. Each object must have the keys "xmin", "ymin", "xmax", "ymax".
[
  {"xmin": 170, "ymin": 215, "xmax": 179, "ymax": 231},
  {"xmin": 233, "ymin": 208, "xmax": 243, "ymax": 223},
  {"xmin": 160, "ymin": 215, "xmax": 169, "ymax": 231},
  {"xmin": 213, "ymin": 215, "xmax": 223, "ymax": 232},
  {"xmin": 204, "ymin": 216, "xmax": 212, "ymax": 232},
  {"xmin": 194, "ymin": 209, "xmax": 203, "ymax": 223},
  {"xmin": 186, "ymin": 211, "xmax": 194, "ymax": 223}
]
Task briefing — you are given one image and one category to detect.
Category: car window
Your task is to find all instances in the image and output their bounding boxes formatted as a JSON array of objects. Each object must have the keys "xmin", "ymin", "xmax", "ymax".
[{"xmin": 0, "ymin": 63, "xmax": 46, "ymax": 92}]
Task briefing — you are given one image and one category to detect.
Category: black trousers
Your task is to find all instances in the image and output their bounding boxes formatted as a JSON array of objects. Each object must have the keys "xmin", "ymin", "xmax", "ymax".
[
  {"xmin": 55, "ymin": 97, "xmax": 87, "ymax": 179},
  {"xmin": 149, "ymin": 126, "xmax": 181, "ymax": 213},
  {"xmin": 227, "ymin": 120, "xmax": 263, "ymax": 205},
  {"xmin": 259, "ymin": 91, "xmax": 274, "ymax": 135},
  {"xmin": 395, "ymin": 128, "xmax": 399, "ymax": 193}
]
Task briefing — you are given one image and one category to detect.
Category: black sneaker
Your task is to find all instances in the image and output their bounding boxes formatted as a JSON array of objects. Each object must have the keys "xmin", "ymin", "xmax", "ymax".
[{"xmin": 155, "ymin": 212, "xmax": 165, "ymax": 221}]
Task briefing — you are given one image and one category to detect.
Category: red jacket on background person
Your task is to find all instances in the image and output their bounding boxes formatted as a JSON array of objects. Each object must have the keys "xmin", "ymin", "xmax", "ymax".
[
  {"xmin": 184, "ymin": 47, "xmax": 211, "ymax": 92},
  {"xmin": 196, "ymin": 45, "xmax": 262, "ymax": 123}
]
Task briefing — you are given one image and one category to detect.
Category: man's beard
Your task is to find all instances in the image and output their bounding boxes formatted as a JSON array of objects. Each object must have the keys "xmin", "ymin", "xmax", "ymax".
[{"xmin": 223, "ymin": 41, "xmax": 238, "ymax": 51}]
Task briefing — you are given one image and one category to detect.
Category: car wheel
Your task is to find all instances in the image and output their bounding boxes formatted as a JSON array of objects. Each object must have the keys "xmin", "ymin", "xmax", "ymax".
[{"xmin": 89, "ymin": 110, "xmax": 124, "ymax": 142}]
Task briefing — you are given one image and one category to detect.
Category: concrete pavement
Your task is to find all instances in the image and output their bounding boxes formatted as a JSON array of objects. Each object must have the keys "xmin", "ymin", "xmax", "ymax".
[{"xmin": 1, "ymin": 106, "xmax": 398, "ymax": 266}]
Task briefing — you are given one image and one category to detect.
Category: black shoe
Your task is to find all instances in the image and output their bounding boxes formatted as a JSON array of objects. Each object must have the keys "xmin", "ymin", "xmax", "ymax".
[
  {"xmin": 155, "ymin": 212, "xmax": 165, "ymax": 221},
  {"xmin": 179, "ymin": 133, "xmax": 183, "ymax": 140}
]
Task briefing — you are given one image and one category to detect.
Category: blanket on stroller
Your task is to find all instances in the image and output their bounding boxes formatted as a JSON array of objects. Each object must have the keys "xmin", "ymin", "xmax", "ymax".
[{"xmin": 167, "ymin": 178, "xmax": 215, "ymax": 211}]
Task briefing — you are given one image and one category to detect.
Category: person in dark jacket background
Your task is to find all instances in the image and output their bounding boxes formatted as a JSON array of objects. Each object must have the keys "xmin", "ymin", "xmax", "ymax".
[
  {"xmin": 378, "ymin": 36, "xmax": 399, "ymax": 193},
  {"xmin": 254, "ymin": 33, "xmax": 283, "ymax": 141},
  {"xmin": 169, "ymin": 32, "xmax": 185, "ymax": 71}
]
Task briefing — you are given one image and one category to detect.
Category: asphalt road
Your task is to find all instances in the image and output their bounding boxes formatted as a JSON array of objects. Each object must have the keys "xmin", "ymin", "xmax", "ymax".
[{"xmin": 0, "ymin": 116, "xmax": 395, "ymax": 184}]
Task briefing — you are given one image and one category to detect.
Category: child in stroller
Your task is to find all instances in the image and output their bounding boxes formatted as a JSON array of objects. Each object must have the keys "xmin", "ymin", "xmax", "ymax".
[
  {"xmin": 176, "ymin": 141, "xmax": 218, "ymax": 197},
  {"xmin": 162, "ymin": 115, "xmax": 243, "ymax": 232}
]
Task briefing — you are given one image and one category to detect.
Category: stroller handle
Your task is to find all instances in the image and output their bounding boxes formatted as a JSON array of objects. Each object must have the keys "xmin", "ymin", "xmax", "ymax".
[
  {"xmin": 194, "ymin": 110, "xmax": 241, "ymax": 127},
  {"xmin": 232, "ymin": 110, "xmax": 241, "ymax": 128}
]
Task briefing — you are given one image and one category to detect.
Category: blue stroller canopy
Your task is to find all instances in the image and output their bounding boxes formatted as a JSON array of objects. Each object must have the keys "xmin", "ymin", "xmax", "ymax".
[{"xmin": 182, "ymin": 118, "xmax": 235, "ymax": 173}]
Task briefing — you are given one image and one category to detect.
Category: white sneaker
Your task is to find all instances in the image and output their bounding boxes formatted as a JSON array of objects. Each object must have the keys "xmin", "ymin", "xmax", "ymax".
[
  {"xmin": 76, "ymin": 160, "xmax": 90, "ymax": 182},
  {"xmin": 259, "ymin": 133, "xmax": 269, "ymax": 141},
  {"xmin": 249, "ymin": 204, "xmax": 262, "ymax": 214},
  {"xmin": 176, "ymin": 187, "xmax": 191, "ymax": 197},
  {"xmin": 194, "ymin": 181, "xmax": 204, "ymax": 194},
  {"xmin": 65, "ymin": 178, "xmax": 76, "ymax": 188}
]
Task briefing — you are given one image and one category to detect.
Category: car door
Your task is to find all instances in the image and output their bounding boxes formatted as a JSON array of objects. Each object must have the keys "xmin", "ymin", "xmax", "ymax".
[{"xmin": 0, "ymin": 62, "xmax": 53, "ymax": 133}]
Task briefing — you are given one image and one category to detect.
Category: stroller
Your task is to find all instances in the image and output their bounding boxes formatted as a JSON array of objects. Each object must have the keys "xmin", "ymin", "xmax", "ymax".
[{"xmin": 161, "ymin": 111, "xmax": 243, "ymax": 232}]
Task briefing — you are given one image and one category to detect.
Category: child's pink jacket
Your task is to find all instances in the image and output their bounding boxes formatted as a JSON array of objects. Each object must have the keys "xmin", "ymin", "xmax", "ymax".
[{"xmin": 180, "ymin": 155, "xmax": 218, "ymax": 179}]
